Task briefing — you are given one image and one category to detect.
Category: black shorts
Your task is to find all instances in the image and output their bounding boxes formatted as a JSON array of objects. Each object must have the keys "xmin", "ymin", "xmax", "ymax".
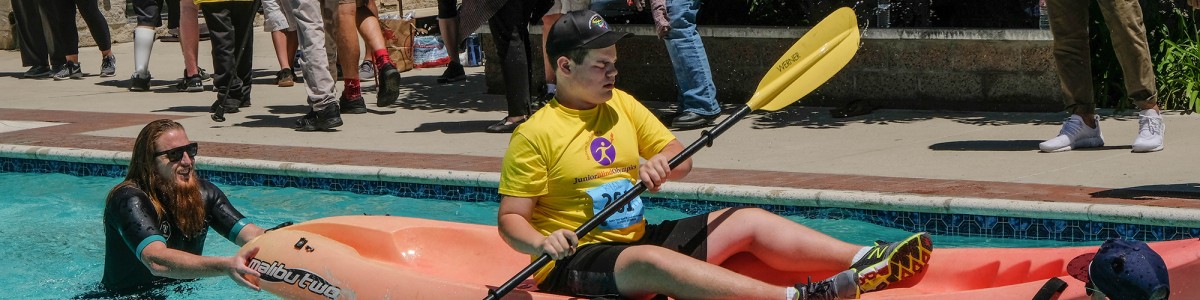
[
  {"xmin": 537, "ymin": 213, "xmax": 710, "ymax": 298},
  {"xmin": 131, "ymin": 0, "xmax": 164, "ymax": 27}
]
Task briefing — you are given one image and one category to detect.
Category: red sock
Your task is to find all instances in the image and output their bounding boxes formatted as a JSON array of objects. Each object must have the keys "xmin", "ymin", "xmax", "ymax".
[
  {"xmin": 342, "ymin": 79, "xmax": 361, "ymax": 100},
  {"xmin": 373, "ymin": 49, "xmax": 392, "ymax": 66}
]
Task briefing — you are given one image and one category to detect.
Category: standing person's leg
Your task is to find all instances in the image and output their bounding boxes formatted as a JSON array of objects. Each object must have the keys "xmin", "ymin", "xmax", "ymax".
[
  {"xmin": 292, "ymin": 0, "xmax": 344, "ymax": 131},
  {"xmin": 75, "ymin": 0, "xmax": 116, "ymax": 77},
  {"xmin": 267, "ymin": 0, "xmax": 299, "ymax": 88},
  {"xmin": 202, "ymin": 2, "xmax": 240, "ymax": 113},
  {"xmin": 178, "ymin": 0, "xmax": 205, "ymax": 92},
  {"xmin": 436, "ymin": 0, "xmax": 465, "ymax": 84},
  {"xmin": 483, "ymin": 0, "xmax": 531, "ymax": 133},
  {"xmin": 1039, "ymin": 0, "xmax": 1103, "ymax": 152},
  {"xmin": 228, "ymin": 1, "xmax": 258, "ymax": 108},
  {"xmin": 663, "ymin": 0, "xmax": 721, "ymax": 129},
  {"xmin": 356, "ymin": 0, "xmax": 401, "ymax": 107},
  {"xmin": 129, "ymin": 0, "xmax": 163, "ymax": 91},
  {"xmin": 12, "ymin": 0, "xmax": 54, "ymax": 78},
  {"xmin": 539, "ymin": 12, "xmax": 561, "ymax": 97},
  {"xmin": 1098, "ymin": 0, "xmax": 1164, "ymax": 152},
  {"xmin": 50, "ymin": 0, "xmax": 83, "ymax": 80},
  {"xmin": 335, "ymin": 0, "xmax": 368, "ymax": 113},
  {"xmin": 162, "ymin": 0, "xmax": 181, "ymax": 41}
]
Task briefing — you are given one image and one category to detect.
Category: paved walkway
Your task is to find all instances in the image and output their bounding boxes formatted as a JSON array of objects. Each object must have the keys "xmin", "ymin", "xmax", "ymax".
[{"xmin": 2, "ymin": 30, "xmax": 1198, "ymax": 222}]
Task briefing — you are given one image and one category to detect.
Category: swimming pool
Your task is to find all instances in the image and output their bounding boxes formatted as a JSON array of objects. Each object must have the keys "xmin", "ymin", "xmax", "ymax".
[{"xmin": 1, "ymin": 171, "xmax": 1106, "ymax": 299}]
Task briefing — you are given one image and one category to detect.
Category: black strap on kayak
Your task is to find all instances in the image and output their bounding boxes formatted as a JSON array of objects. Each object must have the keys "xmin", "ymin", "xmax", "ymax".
[{"xmin": 1032, "ymin": 277, "xmax": 1069, "ymax": 300}]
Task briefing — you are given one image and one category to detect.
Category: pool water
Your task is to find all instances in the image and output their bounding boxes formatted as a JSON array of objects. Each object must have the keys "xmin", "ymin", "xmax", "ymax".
[{"xmin": 1, "ymin": 172, "xmax": 1099, "ymax": 299}]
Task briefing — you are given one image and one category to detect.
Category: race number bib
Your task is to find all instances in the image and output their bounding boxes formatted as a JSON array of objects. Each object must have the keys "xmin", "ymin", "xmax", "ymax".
[{"xmin": 585, "ymin": 180, "xmax": 644, "ymax": 230}]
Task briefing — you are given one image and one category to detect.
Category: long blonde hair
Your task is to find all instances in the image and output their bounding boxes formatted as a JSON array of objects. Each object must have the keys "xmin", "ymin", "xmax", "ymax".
[{"xmin": 108, "ymin": 119, "xmax": 206, "ymax": 236}]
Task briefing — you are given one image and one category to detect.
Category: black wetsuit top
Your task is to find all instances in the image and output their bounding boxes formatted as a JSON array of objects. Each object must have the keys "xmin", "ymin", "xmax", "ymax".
[{"xmin": 101, "ymin": 179, "xmax": 249, "ymax": 293}]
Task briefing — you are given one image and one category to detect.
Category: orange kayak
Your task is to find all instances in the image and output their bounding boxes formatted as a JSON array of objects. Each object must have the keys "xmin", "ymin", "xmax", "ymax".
[{"xmin": 240, "ymin": 216, "xmax": 1200, "ymax": 299}]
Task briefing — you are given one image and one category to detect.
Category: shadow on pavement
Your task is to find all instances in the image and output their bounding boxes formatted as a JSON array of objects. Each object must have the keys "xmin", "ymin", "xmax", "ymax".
[
  {"xmin": 747, "ymin": 107, "xmax": 1143, "ymax": 130},
  {"xmin": 400, "ymin": 120, "xmax": 497, "ymax": 134},
  {"xmin": 1091, "ymin": 183, "xmax": 1200, "ymax": 200},
  {"xmin": 928, "ymin": 140, "xmax": 1042, "ymax": 151}
]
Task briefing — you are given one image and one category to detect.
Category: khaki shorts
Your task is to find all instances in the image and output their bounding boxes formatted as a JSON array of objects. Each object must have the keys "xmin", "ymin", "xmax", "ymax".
[{"xmin": 547, "ymin": 0, "xmax": 592, "ymax": 15}]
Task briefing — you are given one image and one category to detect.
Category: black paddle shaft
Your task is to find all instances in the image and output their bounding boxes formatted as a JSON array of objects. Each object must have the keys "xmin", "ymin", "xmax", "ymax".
[{"xmin": 485, "ymin": 106, "xmax": 752, "ymax": 300}]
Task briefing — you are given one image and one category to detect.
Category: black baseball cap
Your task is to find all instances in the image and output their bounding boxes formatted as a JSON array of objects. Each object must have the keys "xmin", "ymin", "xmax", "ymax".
[{"xmin": 545, "ymin": 10, "xmax": 632, "ymax": 61}]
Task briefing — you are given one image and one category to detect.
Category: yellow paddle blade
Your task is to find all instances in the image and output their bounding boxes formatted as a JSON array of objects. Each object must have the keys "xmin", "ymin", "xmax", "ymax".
[{"xmin": 748, "ymin": 7, "xmax": 860, "ymax": 111}]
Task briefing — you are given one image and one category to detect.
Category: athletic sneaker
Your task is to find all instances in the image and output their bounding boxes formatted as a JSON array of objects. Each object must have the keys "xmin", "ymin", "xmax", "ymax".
[
  {"xmin": 198, "ymin": 68, "xmax": 212, "ymax": 81},
  {"xmin": 1131, "ymin": 109, "xmax": 1165, "ymax": 153},
  {"xmin": 437, "ymin": 61, "xmax": 466, "ymax": 84},
  {"xmin": 129, "ymin": 73, "xmax": 152, "ymax": 91},
  {"xmin": 295, "ymin": 105, "xmax": 344, "ymax": 132},
  {"xmin": 52, "ymin": 61, "xmax": 83, "ymax": 80},
  {"xmin": 793, "ymin": 270, "xmax": 859, "ymax": 300},
  {"xmin": 359, "ymin": 60, "xmax": 375, "ymax": 80},
  {"xmin": 850, "ymin": 232, "xmax": 933, "ymax": 293},
  {"xmin": 339, "ymin": 94, "xmax": 367, "ymax": 114},
  {"xmin": 23, "ymin": 65, "xmax": 53, "ymax": 79},
  {"xmin": 1038, "ymin": 114, "xmax": 1104, "ymax": 153},
  {"xmin": 177, "ymin": 71, "xmax": 204, "ymax": 92},
  {"xmin": 376, "ymin": 62, "xmax": 402, "ymax": 107},
  {"xmin": 100, "ymin": 55, "xmax": 117, "ymax": 77},
  {"xmin": 276, "ymin": 68, "xmax": 295, "ymax": 87}
]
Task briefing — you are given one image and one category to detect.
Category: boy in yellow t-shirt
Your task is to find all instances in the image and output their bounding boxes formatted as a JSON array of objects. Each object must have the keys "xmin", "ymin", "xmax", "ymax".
[{"xmin": 497, "ymin": 10, "xmax": 933, "ymax": 300}]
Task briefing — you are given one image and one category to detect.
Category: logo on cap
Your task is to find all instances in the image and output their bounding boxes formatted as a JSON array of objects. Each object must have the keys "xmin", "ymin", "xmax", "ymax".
[{"xmin": 590, "ymin": 14, "xmax": 608, "ymax": 30}]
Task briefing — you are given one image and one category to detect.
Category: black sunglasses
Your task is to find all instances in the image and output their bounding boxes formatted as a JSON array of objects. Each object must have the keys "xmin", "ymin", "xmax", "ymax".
[{"xmin": 154, "ymin": 142, "xmax": 198, "ymax": 162}]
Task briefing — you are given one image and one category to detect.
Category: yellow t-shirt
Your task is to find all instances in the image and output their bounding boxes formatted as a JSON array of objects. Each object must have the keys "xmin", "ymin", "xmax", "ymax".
[{"xmin": 499, "ymin": 89, "xmax": 676, "ymax": 283}]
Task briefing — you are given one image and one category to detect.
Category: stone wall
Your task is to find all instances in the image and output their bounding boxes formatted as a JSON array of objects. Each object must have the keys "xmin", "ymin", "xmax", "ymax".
[{"xmin": 484, "ymin": 25, "xmax": 1064, "ymax": 112}]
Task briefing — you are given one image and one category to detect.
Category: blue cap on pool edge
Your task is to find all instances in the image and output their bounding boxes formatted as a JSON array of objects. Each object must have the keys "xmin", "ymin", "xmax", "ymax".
[
  {"xmin": 1072, "ymin": 239, "xmax": 1170, "ymax": 300},
  {"xmin": 545, "ymin": 10, "xmax": 632, "ymax": 61}
]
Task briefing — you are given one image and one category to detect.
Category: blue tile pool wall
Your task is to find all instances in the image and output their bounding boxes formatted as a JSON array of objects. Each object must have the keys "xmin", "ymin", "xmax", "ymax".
[{"xmin": 4, "ymin": 157, "xmax": 1198, "ymax": 242}]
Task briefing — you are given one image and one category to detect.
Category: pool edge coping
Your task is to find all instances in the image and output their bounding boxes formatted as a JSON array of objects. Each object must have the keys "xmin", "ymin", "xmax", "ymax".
[{"xmin": 3, "ymin": 143, "xmax": 1195, "ymax": 228}]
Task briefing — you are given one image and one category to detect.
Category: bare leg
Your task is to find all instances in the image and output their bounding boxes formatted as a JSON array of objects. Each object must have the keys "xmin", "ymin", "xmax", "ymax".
[
  {"xmin": 355, "ymin": 1, "xmax": 387, "ymax": 54},
  {"xmin": 704, "ymin": 208, "xmax": 860, "ymax": 272},
  {"xmin": 336, "ymin": 2, "xmax": 361, "ymax": 81},
  {"xmin": 439, "ymin": 17, "xmax": 460, "ymax": 64},
  {"xmin": 272, "ymin": 30, "xmax": 294, "ymax": 69},
  {"xmin": 180, "ymin": 0, "xmax": 200, "ymax": 76},
  {"xmin": 614, "ymin": 245, "xmax": 782, "ymax": 299}
]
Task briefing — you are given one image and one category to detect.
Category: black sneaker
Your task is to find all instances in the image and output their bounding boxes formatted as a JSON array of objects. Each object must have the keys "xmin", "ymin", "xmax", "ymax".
[
  {"xmin": 670, "ymin": 111, "xmax": 720, "ymax": 130},
  {"xmin": 177, "ymin": 71, "xmax": 204, "ymax": 92},
  {"xmin": 850, "ymin": 232, "xmax": 933, "ymax": 293},
  {"xmin": 339, "ymin": 94, "xmax": 367, "ymax": 114},
  {"xmin": 198, "ymin": 68, "xmax": 212, "ymax": 81},
  {"xmin": 276, "ymin": 68, "xmax": 295, "ymax": 87},
  {"xmin": 23, "ymin": 65, "xmax": 53, "ymax": 79},
  {"xmin": 794, "ymin": 270, "xmax": 860, "ymax": 300},
  {"xmin": 53, "ymin": 61, "xmax": 83, "ymax": 80},
  {"xmin": 210, "ymin": 96, "xmax": 241, "ymax": 114},
  {"xmin": 376, "ymin": 62, "xmax": 402, "ymax": 107},
  {"xmin": 485, "ymin": 117, "xmax": 526, "ymax": 133},
  {"xmin": 437, "ymin": 61, "xmax": 466, "ymax": 84},
  {"xmin": 100, "ymin": 55, "xmax": 117, "ymax": 77},
  {"xmin": 295, "ymin": 105, "xmax": 344, "ymax": 131},
  {"xmin": 129, "ymin": 73, "xmax": 152, "ymax": 91}
]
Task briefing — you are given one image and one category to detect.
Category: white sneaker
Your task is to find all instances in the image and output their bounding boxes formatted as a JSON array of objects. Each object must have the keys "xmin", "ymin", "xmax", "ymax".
[
  {"xmin": 1131, "ymin": 109, "xmax": 1165, "ymax": 153},
  {"xmin": 1039, "ymin": 114, "xmax": 1104, "ymax": 153},
  {"xmin": 358, "ymin": 60, "xmax": 375, "ymax": 80}
]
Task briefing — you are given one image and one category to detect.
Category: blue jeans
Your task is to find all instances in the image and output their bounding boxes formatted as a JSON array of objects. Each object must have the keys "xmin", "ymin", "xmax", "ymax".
[{"xmin": 664, "ymin": 0, "xmax": 720, "ymax": 116}]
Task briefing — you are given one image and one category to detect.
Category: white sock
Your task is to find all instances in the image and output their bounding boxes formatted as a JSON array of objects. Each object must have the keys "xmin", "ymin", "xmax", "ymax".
[
  {"xmin": 850, "ymin": 246, "xmax": 872, "ymax": 265},
  {"xmin": 786, "ymin": 286, "xmax": 799, "ymax": 300},
  {"xmin": 133, "ymin": 28, "xmax": 156, "ymax": 76},
  {"xmin": 546, "ymin": 83, "xmax": 556, "ymax": 94}
]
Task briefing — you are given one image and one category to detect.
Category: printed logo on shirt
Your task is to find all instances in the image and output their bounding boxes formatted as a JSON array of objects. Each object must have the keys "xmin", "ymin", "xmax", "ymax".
[
  {"xmin": 590, "ymin": 136, "xmax": 616, "ymax": 166},
  {"xmin": 160, "ymin": 221, "xmax": 171, "ymax": 240}
]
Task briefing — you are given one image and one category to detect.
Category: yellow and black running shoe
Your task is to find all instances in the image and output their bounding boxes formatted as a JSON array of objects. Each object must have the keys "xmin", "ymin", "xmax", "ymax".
[{"xmin": 850, "ymin": 232, "xmax": 933, "ymax": 293}]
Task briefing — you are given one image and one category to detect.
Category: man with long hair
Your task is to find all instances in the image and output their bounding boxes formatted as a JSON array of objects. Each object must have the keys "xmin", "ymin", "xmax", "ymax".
[{"xmin": 101, "ymin": 119, "xmax": 265, "ymax": 294}]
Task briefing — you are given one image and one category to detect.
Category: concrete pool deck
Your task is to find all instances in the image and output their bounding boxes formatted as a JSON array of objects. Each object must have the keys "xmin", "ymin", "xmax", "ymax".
[{"xmin": 1, "ymin": 30, "xmax": 1198, "ymax": 227}]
